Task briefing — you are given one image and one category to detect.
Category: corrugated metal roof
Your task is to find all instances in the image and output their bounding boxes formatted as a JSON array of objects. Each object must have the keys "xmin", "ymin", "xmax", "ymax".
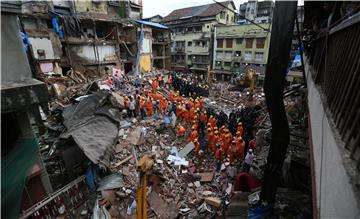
[{"xmin": 135, "ymin": 20, "xmax": 169, "ymax": 29}]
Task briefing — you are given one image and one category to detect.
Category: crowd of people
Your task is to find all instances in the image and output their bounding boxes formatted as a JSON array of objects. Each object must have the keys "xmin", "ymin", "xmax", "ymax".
[{"xmin": 119, "ymin": 72, "xmax": 256, "ymax": 172}]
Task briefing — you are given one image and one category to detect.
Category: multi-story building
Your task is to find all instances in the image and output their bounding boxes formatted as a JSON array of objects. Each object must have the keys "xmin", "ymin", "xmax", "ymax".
[
  {"xmin": 213, "ymin": 23, "xmax": 271, "ymax": 80},
  {"xmin": 238, "ymin": 0, "xmax": 274, "ymax": 24},
  {"xmin": 161, "ymin": 1, "xmax": 236, "ymax": 74}
]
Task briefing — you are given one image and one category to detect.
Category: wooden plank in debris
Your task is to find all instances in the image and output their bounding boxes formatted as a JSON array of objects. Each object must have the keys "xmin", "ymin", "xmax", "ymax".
[
  {"xmin": 198, "ymin": 172, "xmax": 214, "ymax": 182},
  {"xmin": 113, "ymin": 155, "xmax": 133, "ymax": 168},
  {"xmin": 205, "ymin": 197, "xmax": 222, "ymax": 208}
]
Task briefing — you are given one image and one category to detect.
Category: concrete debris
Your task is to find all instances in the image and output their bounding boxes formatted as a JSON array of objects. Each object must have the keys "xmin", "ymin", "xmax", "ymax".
[
  {"xmin": 97, "ymin": 174, "xmax": 124, "ymax": 191},
  {"xmin": 205, "ymin": 197, "xmax": 222, "ymax": 208}
]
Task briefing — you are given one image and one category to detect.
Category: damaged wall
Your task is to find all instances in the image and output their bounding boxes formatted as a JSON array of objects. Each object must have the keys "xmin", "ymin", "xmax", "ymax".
[{"xmin": 69, "ymin": 44, "xmax": 117, "ymax": 63}]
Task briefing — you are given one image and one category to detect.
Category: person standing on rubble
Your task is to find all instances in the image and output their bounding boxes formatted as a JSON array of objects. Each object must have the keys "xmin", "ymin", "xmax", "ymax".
[
  {"xmin": 242, "ymin": 149, "xmax": 254, "ymax": 173},
  {"xmin": 146, "ymin": 97, "xmax": 153, "ymax": 116},
  {"xmin": 152, "ymin": 78, "xmax": 158, "ymax": 92},
  {"xmin": 140, "ymin": 96, "xmax": 146, "ymax": 119},
  {"xmin": 129, "ymin": 96, "xmax": 136, "ymax": 117},
  {"xmin": 215, "ymin": 142, "xmax": 223, "ymax": 171},
  {"xmin": 135, "ymin": 95, "xmax": 141, "ymax": 118}
]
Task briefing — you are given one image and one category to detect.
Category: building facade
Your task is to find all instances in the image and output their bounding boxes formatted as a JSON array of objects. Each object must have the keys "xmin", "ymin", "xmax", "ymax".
[
  {"xmin": 238, "ymin": 0, "xmax": 274, "ymax": 24},
  {"xmin": 161, "ymin": 1, "xmax": 236, "ymax": 73},
  {"xmin": 213, "ymin": 23, "xmax": 271, "ymax": 80}
]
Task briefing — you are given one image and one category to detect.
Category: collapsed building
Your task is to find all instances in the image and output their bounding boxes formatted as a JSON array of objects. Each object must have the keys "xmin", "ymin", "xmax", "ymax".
[{"xmin": 1, "ymin": 1, "xmax": 359, "ymax": 219}]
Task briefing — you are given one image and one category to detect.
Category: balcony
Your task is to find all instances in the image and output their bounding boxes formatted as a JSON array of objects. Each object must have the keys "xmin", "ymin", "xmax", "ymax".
[{"xmin": 171, "ymin": 47, "xmax": 185, "ymax": 53}]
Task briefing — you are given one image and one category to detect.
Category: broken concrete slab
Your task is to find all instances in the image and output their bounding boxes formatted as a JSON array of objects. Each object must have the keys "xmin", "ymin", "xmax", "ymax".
[
  {"xmin": 178, "ymin": 142, "xmax": 195, "ymax": 158},
  {"xmin": 198, "ymin": 172, "xmax": 214, "ymax": 182},
  {"xmin": 148, "ymin": 191, "xmax": 178, "ymax": 218}
]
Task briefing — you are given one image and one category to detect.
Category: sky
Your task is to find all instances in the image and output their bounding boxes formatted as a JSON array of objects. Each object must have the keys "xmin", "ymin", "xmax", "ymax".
[
  {"xmin": 142, "ymin": 0, "xmax": 303, "ymax": 19},
  {"xmin": 142, "ymin": 0, "xmax": 247, "ymax": 18}
]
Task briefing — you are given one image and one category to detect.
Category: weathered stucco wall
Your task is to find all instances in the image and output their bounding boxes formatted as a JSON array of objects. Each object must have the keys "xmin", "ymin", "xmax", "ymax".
[{"xmin": 305, "ymin": 57, "xmax": 360, "ymax": 218}]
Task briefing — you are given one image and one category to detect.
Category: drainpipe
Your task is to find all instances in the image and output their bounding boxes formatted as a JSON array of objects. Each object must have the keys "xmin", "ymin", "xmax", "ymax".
[{"xmin": 212, "ymin": 26, "xmax": 217, "ymax": 81}]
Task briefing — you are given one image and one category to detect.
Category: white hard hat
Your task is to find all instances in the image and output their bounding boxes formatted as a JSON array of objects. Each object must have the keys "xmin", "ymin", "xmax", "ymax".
[{"xmin": 249, "ymin": 149, "xmax": 253, "ymax": 153}]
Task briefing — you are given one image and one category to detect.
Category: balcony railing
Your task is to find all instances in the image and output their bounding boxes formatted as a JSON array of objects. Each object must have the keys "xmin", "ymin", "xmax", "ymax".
[{"xmin": 306, "ymin": 13, "xmax": 360, "ymax": 169}]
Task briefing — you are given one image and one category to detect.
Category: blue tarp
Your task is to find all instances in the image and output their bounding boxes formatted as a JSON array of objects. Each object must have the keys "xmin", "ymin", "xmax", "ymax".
[{"xmin": 135, "ymin": 20, "xmax": 169, "ymax": 29}]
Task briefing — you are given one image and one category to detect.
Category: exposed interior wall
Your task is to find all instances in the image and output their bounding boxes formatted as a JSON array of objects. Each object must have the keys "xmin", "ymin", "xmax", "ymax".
[
  {"xmin": 69, "ymin": 45, "xmax": 117, "ymax": 63},
  {"xmin": 305, "ymin": 58, "xmax": 360, "ymax": 218}
]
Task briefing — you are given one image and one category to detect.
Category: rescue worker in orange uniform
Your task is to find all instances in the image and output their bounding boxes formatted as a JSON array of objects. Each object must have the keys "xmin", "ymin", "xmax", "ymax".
[
  {"xmin": 199, "ymin": 97, "xmax": 204, "ymax": 110},
  {"xmin": 160, "ymin": 97, "xmax": 167, "ymax": 114},
  {"xmin": 213, "ymin": 130, "xmax": 220, "ymax": 155},
  {"xmin": 208, "ymin": 116, "xmax": 217, "ymax": 129},
  {"xmin": 124, "ymin": 96, "xmax": 129, "ymax": 110},
  {"xmin": 237, "ymin": 122, "xmax": 244, "ymax": 137},
  {"xmin": 146, "ymin": 97, "xmax": 153, "ymax": 116},
  {"xmin": 207, "ymin": 127, "xmax": 214, "ymax": 152},
  {"xmin": 183, "ymin": 108, "xmax": 191, "ymax": 125},
  {"xmin": 221, "ymin": 133, "xmax": 231, "ymax": 156},
  {"xmin": 228, "ymin": 140, "xmax": 239, "ymax": 164},
  {"xmin": 139, "ymin": 96, "xmax": 146, "ymax": 119},
  {"xmin": 215, "ymin": 142, "xmax": 223, "ymax": 171},
  {"xmin": 193, "ymin": 139, "xmax": 201, "ymax": 155},
  {"xmin": 152, "ymin": 78, "xmax": 158, "ymax": 92},
  {"xmin": 177, "ymin": 124, "xmax": 186, "ymax": 136},
  {"xmin": 201, "ymin": 111, "xmax": 208, "ymax": 124},
  {"xmin": 188, "ymin": 126, "xmax": 198, "ymax": 142}
]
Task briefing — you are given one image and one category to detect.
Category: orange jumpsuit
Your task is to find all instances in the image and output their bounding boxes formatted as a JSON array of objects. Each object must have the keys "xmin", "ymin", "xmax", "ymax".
[
  {"xmin": 207, "ymin": 131, "xmax": 214, "ymax": 151},
  {"xmin": 146, "ymin": 99, "xmax": 153, "ymax": 116},
  {"xmin": 177, "ymin": 125, "xmax": 186, "ymax": 136},
  {"xmin": 201, "ymin": 112, "xmax": 208, "ymax": 124},
  {"xmin": 237, "ymin": 125, "xmax": 244, "ymax": 137},
  {"xmin": 152, "ymin": 80, "xmax": 158, "ymax": 92},
  {"xmin": 199, "ymin": 98, "xmax": 204, "ymax": 110},
  {"xmin": 194, "ymin": 140, "xmax": 201, "ymax": 155},
  {"xmin": 213, "ymin": 134, "xmax": 220, "ymax": 154},
  {"xmin": 184, "ymin": 109, "xmax": 190, "ymax": 125},
  {"xmin": 209, "ymin": 117, "xmax": 217, "ymax": 129},
  {"xmin": 160, "ymin": 98, "xmax": 167, "ymax": 112},
  {"xmin": 188, "ymin": 130, "xmax": 198, "ymax": 142},
  {"xmin": 228, "ymin": 143, "xmax": 239, "ymax": 164}
]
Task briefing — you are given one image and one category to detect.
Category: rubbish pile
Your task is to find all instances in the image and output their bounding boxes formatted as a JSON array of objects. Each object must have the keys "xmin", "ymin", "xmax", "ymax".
[{"xmin": 33, "ymin": 67, "xmax": 311, "ymax": 218}]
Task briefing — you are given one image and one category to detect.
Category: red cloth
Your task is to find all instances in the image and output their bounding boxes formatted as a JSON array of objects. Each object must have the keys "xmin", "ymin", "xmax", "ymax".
[{"xmin": 234, "ymin": 173, "xmax": 261, "ymax": 192}]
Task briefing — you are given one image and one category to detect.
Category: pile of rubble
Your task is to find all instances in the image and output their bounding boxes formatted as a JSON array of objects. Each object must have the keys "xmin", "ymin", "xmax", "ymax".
[{"xmin": 34, "ymin": 66, "xmax": 312, "ymax": 218}]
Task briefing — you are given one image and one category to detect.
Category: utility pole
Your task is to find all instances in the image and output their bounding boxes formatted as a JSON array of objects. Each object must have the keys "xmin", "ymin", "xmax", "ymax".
[{"xmin": 260, "ymin": 0, "xmax": 297, "ymax": 207}]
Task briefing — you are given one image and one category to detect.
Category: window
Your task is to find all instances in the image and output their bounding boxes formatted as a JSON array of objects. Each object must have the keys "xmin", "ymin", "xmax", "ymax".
[
  {"xmin": 244, "ymin": 51, "xmax": 252, "ymax": 61},
  {"xmin": 234, "ymin": 62, "xmax": 240, "ymax": 68},
  {"xmin": 236, "ymin": 38, "xmax": 243, "ymax": 44},
  {"xmin": 195, "ymin": 41, "xmax": 200, "ymax": 47},
  {"xmin": 226, "ymin": 15, "xmax": 229, "ymax": 22},
  {"xmin": 215, "ymin": 61, "xmax": 222, "ymax": 67},
  {"xmin": 225, "ymin": 51, "xmax": 232, "ymax": 58},
  {"xmin": 217, "ymin": 39, "xmax": 223, "ymax": 48},
  {"xmin": 188, "ymin": 55, "xmax": 192, "ymax": 60},
  {"xmin": 256, "ymin": 38, "xmax": 265, "ymax": 48},
  {"xmin": 224, "ymin": 62, "xmax": 231, "ymax": 67},
  {"xmin": 216, "ymin": 51, "xmax": 223, "ymax": 59},
  {"xmin": 207, "ymin": 25, "xmax": 209, "ymax": 28},
  {"xmin": 188, "ymin": 41, "xmax": 192, "ymax": 46},
  {"xmin": 187, "ymin": 27, "xmax": 193, "ymax": 32},
  {"xmin": 220, "ymin": 11, "xmax": 225, "ymax": 19},
  {"xmin": 235, "ymin": 51, "xmax": 241, "ymax": 57},
  {"xmin": 255, "ymin": 52, "xmax": 264, "ymax": 61},
  {"xmin": 246, "ymin": 38, "xmax": 254, "ymax": 48},
  {"xmin": 226, "ymin": 39, "xmax": 233, "ymax": 48},
  {"xmin": 194, "ymin": 26, "xmax": 202, "ymax": 32}
]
